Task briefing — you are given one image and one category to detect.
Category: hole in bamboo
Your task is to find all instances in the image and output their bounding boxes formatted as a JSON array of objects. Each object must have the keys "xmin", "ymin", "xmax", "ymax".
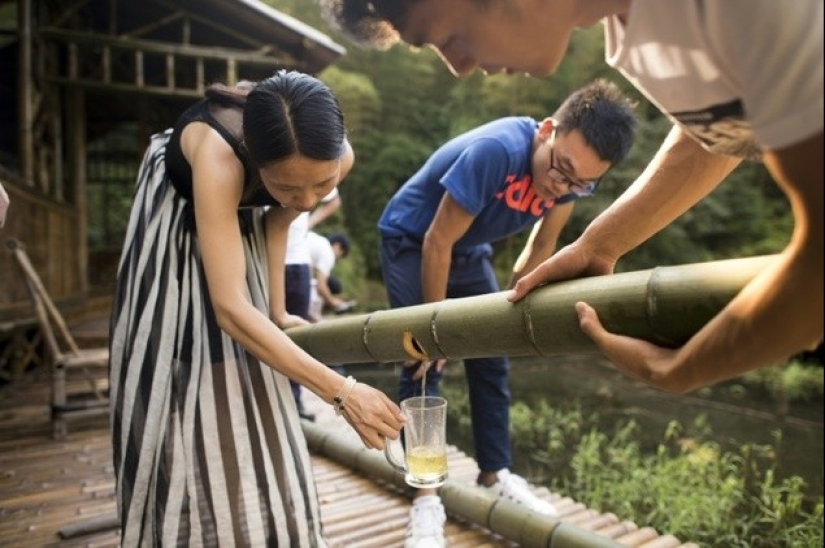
[{"xmin": 401, "ymin": 329, "xmax": 428, "ymax": 361}]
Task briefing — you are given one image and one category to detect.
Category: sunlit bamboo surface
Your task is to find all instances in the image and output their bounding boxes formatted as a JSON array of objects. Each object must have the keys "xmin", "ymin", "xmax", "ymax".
[{"xmin": 287, "ymin": 256, "xmax": 775, "ymax": 365}]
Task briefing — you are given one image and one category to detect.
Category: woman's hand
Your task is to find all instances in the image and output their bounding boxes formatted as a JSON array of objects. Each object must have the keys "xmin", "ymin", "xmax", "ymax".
[
  {"xmin": 340, "ymin": 383, "xmax": 405, "ymax": 450},
  {"xmin": 275, "ymin": 313, "xmax": 310, "ymax": 330}
]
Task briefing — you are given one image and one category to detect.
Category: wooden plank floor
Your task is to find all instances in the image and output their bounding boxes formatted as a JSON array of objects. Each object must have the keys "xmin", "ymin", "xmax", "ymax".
[{"xmin": 0, "ymin": 367, "xmax": 696, "ymax": 547}]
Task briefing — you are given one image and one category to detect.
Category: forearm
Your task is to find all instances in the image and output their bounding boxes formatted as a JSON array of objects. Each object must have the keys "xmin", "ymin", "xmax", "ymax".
[
  {"xmin": 216, "ymin": 298, "xmax": 345, "ymax": 402},
  {"xmin": 666, "ymin": 247, "xmax": 822, "ymax": 392},
  {"xmin": 315, "ymin": 274, "xmax": 343, "ymax": 307},
  {"xmin": 308, "ymin": 196, "xmax": 341, "ymax": 229},
  {"xmin": 421, "ymin": 236, "xmax": 452, "ymax": 303},
  {"xmin": 581, "ymin": 126, "xmax": 741, "ymax": 261},
  {"xmin": 265, "ymin": 208, "xmax": 292, "ymax": 321},
  {"xmin": 647, "ymin": 132, "xmax": 824, "ymax": 392}
]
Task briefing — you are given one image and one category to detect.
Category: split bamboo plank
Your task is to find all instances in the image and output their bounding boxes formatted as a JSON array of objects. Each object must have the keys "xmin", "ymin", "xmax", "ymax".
[{"xmin": 0, "ymin": 345, "xmax": 703, "ymax": 548}]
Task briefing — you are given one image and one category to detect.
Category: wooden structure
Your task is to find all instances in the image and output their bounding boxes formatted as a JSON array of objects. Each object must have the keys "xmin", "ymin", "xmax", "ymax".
[
  {"xmin": 0, "ymin": 0, "xmax": 345, "ymax": 376},
  {"xmin": 6, "ymin": 238, "xmax": 108, "ymax": 438},
  {"xmin": 0, "ymin": 367, "xmax": 698, "ymax": 548}
]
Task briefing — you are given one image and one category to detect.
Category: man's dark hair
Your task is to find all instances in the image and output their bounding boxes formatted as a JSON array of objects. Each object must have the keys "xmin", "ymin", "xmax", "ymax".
[
  {"xmin": 326, "ymin": 232, "xmax": 351, "ymax": 257},
  {"xmin": 554, "ymin": 79, "xmax": 638, "ymax": 166},
  {"xmin": 319, "ymin": 0, "xmax": 414, "ymax": 49}
]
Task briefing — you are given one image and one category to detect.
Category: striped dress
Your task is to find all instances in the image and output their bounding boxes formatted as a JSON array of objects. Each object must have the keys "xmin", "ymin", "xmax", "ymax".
[{"xmin": 109, "ymin": 128, "xmax": 326, "ymax": 546}]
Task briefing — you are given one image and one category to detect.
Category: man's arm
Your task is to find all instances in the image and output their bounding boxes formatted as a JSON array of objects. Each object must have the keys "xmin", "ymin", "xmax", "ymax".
[
  {"xmin": 421, "ymin": 193, "xmax": 475, "ymax": 303},
  {"xmin": 314, "ymin": 270, "xmax": 346, "ymax": 309},
  {"xmin": 307, "ymin": 194, "xmax": 341, "ymax": 229},
  {"xmin": 572, "ymin": 131, "xmax": 824, "ymax": 392},
  {"xmin": 510, "ymin": 125, "xmax": 742, "ymax": 297},
  {"xmin": 508, "ymin": 202, "xmax": 574, "ymax": 289},
  {"xmin": 308, "ymin": 139, "xmax": 353, "ymax": 229}
]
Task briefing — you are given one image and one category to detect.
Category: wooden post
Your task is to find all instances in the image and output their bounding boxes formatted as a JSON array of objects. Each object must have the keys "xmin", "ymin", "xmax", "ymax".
[
  {"xmin": 66, "ymin": 88, "xmax": 88, "ymax": 295},
  {"xmin": 50, "ymin": 39, "xmax": 64, "ymax": 200},
  {"xmin": 226, "ymin": 57, "xmax": 237, "ymax": 86},
  {"xmin": 17, "ymin": 0, "xmax": 34, "ymax": 185},
  {"xmin": 135, "ymin": 50, "xmax": 144, "ymax": 88},
  {"xmin": 196, "ymin": 57, "xmax": 204, "ymax": 94},
  {"xmin": 102, "ymin": 46, "xmax": 111, "ymax": 83},
  {"xmin": 166, "ymin": 53, "xmax": 175, "ymax": 90}
]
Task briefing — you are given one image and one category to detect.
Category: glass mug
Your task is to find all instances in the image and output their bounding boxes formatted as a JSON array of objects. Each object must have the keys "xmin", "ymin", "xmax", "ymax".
[{"xmin": 384, "ymin": 396, "xmax": 449, "ymax": 488}]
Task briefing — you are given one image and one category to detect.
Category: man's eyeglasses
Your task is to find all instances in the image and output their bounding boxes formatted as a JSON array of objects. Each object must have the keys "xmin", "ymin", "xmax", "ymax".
[{"xmin": 547, "ymin": 129, "xmax": 602, "ymax": 197}]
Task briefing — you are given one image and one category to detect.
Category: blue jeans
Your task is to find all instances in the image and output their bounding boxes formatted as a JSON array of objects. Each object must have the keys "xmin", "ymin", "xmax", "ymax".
[
  {"xmin": 380, "ymin": 235, "xmax": 511, "ymax": 473},
  {"xmin": 285, "ymin": 263, "xmax": 311, "ymax": 405}
]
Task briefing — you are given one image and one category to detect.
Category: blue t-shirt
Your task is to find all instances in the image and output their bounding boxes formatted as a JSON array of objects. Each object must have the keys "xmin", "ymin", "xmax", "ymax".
[{"xmin": 378, "ymin": 117, "xmax": 579, "ymax": 252}]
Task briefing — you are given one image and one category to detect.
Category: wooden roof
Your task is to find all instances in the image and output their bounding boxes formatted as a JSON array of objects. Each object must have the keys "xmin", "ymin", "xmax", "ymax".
[
  {"xmin": 40, "ymin": 0, "xmax": 344, "ymax": 73},
  {"xmin": 0, "ymin": 362, "xmax": 699, "ymax": 548}
]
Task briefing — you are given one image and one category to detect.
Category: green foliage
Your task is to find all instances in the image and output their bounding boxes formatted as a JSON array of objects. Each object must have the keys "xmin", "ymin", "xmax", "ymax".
[
  {"xmin": 442, "ymin": 382, "xmax": 823, "ymax": 546},
  {"xmin": 82, "ymin": 1, "xmax": 793, "ymax": 290},
  {"xmin": 338, "ymin": 132, "xmax": 435, "ymax": 277},
  {"xmin": 741, "ymin": 361, "xmax": 825, "ymax": 403},
  {"xmin": 508, "ymin": 400, "xmax": 823, "ymax": 546}
]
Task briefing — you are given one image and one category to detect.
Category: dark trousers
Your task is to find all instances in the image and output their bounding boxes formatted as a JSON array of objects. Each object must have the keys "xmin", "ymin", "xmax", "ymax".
[
  {"xmin": 285, "ymin": 263, "xmax": 311, "ymax": 405},
  {"xmin": 380, "ymin": 235, "xmax": 511, "ymax": 473}
]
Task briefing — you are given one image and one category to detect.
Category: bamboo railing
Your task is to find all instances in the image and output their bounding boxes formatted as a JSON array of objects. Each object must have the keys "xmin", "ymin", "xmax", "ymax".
[
  {"xmin": 292, "ymin": 256, "xmax": 774, "ymax": 547},
  {"xmin": 286, "ymin": 255, "xmax": 776, "ymax": 364},
  {"xmin": 304, "ymin": 421, "xmax": 626, "ymax": 548}
]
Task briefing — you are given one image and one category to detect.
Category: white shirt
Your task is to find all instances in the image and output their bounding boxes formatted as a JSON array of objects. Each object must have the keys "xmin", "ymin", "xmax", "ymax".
[
  {"xmin": 604, "ymin": 0, "xmax": 823, "ymax": 159},
  {"xmin": 284, "ymin": 187, "xmax": 339, "ymax": 266},
  {"xmin": 307, "ymin": 231, "xmax": 336, "ymax": 277}
]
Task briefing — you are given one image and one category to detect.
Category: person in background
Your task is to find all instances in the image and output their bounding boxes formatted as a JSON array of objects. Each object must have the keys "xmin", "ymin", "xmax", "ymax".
[
  {"xmin": 308, "ymin": 231, "xmax": 357, "ymax": 322},
  {"xmin": 377, "ymin": 79, "xmax": 636, "ymax": 547},
  {"xmin": 285, "ymin": 188, "xmax": 342, "ymax": 422},
  {"xmin": 320, "ymin": 0, "xmax": 824, "ymax": 395},
  {"xmin": 109, "ymin": 69, "xmax": 404, "ymax": 546},
  {"xmin": 0, "ymin": 180, "xmax": 9, "ymax": 229}
]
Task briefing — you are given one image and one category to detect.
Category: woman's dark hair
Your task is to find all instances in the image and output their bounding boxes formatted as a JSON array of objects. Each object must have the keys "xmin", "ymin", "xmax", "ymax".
[
  {"xmin": 553, "ymin": 78, "xmax": 637, "ymax": 166},
  {"xmin": 208, "ymin": 70, "xmax": 346, "ymax": 167}
]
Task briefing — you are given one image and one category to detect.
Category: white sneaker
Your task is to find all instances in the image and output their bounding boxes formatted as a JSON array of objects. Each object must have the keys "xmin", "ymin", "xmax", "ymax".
[
  {"xmin": 481, "ymin": 469, "xmax": 558, "ymax": 517},
  {"xmin": 404, "ymin": 495, "xmax": 446, "ymax": 548}
]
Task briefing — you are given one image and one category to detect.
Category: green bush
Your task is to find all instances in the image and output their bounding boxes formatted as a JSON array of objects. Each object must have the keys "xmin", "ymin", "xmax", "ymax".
[{"xmin": 442, "ymin": 384, "xmax": 824, "ymax": 546}]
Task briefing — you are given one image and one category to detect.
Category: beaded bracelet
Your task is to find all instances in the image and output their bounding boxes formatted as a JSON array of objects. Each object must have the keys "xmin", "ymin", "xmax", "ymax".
[{"xmin": 333, "ymin": 376, "xmax": 357, "ymax": 416}]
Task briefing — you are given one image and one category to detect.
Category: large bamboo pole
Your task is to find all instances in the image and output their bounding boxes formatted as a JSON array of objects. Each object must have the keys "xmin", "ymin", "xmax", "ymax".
[{"xmin": 286, "ymin": 255, "xmax": 775, "ymax": 364}]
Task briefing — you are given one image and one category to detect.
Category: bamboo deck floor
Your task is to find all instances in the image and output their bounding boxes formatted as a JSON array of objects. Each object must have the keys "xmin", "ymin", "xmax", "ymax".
[{"xmin": 0, "ymin": 365, "xmax": 696, "ymax": 547}]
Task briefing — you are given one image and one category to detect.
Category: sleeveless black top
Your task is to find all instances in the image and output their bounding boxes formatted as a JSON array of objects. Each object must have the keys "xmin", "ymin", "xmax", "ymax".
[{"xmin": 165, "ymin": 99, "xmax": 280, "ymax": 208}]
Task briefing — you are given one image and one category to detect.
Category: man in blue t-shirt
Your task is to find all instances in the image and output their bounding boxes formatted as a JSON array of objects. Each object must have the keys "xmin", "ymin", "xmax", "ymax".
[{"xmin": 379, "ymin": 79, "xmax": 636, "ymax": 548}]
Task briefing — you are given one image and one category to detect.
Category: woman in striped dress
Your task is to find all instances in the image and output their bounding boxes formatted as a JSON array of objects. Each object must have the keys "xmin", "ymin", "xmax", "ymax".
[{"xmin": 109, "ymin": 70, "xmax": 404, "ymax": 547}]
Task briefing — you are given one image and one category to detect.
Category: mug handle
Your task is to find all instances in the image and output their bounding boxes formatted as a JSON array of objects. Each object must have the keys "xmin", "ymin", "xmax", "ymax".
[{"xmin": 383, "ymin": 436, "xmax": 406, "ymax": 473}]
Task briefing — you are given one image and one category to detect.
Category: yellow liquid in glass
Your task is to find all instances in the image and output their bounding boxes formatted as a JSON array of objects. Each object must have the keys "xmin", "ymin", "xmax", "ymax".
[{"xmin": 406, "ymin": 446, "xmax": 448, "ymax": 479}]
